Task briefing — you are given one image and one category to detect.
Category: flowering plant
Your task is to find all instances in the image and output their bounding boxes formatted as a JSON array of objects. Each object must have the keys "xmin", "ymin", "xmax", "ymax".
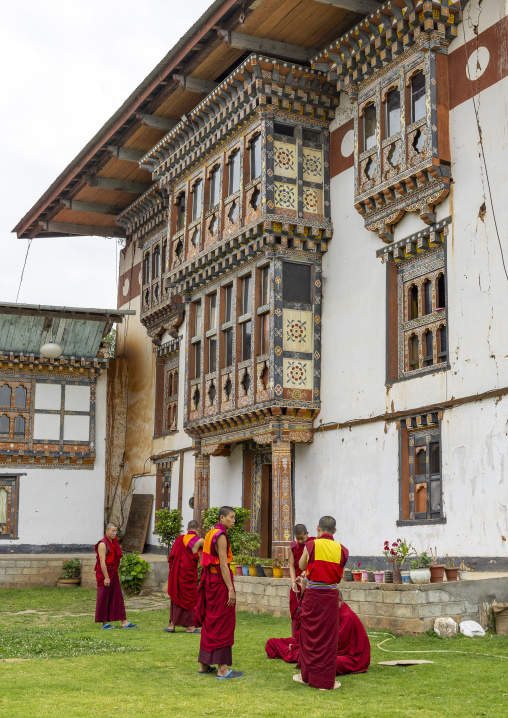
[
  {"xmin": 352, "ymin": 561, "xmax": 362, "ymax": 573},
  {"xmin": 61, "ymin": 558, "xmax": 81, "ymax": 579},
  {"xmin": 383, "ymin": 539, "xmax": 415, "ymax": 568}
]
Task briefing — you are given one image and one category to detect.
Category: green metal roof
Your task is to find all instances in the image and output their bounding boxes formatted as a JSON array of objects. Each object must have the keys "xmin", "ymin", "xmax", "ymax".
[{"xmin": 0, "ymin": 302, "xmax": 135, "ymax": 358}]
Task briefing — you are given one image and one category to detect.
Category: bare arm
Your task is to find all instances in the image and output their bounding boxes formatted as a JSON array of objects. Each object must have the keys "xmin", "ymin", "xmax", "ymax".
[
  {"xmin": 217, "ymin": 534, "xmax": 235, "ymax": 607},
  {"xmin": 289, "ymin": 550, "xmax": 298, "ymax": 592},
  {"xmin": 98, "ymin": 542, "xmax": 110, "ymax": 586},
  {"xmin": 191, "ymin": 538, "xmax": 204, "ymax": 554},
  {"xmin": 298, "ymin": 545, "xmax": 309, "ymax": 573}
]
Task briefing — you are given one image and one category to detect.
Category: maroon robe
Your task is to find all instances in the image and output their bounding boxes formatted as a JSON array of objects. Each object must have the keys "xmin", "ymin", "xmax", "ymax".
[
  {"xmin": 265, "ymin": 602, "xmax": 370, "ymax": 676},
  {"xmin": 94, "ymin": 535, "xmax": 126, "ymax": 623},
  {"xmin": 194, "ymin": 523, "xmax": 235, "ymax": 666},
  {"xmin": 167, "ymin": 531, "xmax": 200, "ymax": 627},
  {"xmin": 289, "ymin": 538, "xmax": 314, "ymax": 638}
]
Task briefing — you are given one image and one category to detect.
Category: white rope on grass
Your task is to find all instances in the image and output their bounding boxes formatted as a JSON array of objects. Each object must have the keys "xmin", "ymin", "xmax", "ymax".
[{"xmin": 372, "ymin": 635, "xmax": 508, "ymax": 661}]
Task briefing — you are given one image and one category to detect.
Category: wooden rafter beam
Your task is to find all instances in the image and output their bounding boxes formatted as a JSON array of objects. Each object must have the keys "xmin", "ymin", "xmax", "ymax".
[
  {"xmin": 217, "ymin": 30, "xmax": 318, "ymax": 63},
  {"xmin": 135, "ymin": 113, "xmax": 178, "ymax": 131},
  {"xmin": 172, "ymin": 74, "xmax": 217, "ymax": 95},
  {"xmin": 62, "ymin": 199, "xmax": 122, "ymax": 216},
  {"xmin": 84, "ymin": 174, "xmax": 151, "ymax": 194},
  {"xmin": 38, "ymin": 221, "xmax": 125, "ymax": 238},
  {"xmin": 311, "ymin": 0, "xmax": 381, "ymax": 13},
  {"xmin": 107, "ymin": 145, "xmax": 146, "ymax": 162}
]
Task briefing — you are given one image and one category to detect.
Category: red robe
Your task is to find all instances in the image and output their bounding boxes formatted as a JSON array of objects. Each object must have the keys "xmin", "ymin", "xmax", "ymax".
[
  {"xmin": 194, "ymin": 523, "xmax": 235, "ymax": 666},
  {"xmin": 167, "ymin": 531, "xmax": 200, "ymax": 627},
  {"xmin": 265, "ymin": 602, "xmax": 370, "ymax": 675},
  {"xmin": 94, "ymin": 535, "xmax": 126, "ymax": 623},
  {"xmin": 289, "ymin": 537, "xmax": 315, "ymax": 638}
]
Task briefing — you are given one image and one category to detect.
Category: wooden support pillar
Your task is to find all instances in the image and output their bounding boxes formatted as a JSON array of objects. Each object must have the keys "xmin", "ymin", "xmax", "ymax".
[
  {"xmin": 193, "ymin": 452, "xmax": 210, "ymax": 525},
  {"xmin": 271, "ymin": 440, "xmax": 292, "ymax": 560}
]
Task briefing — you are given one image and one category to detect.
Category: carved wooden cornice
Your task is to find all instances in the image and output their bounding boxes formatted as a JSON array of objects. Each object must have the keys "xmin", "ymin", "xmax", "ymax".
[{"xmin": 116, "ymin": 184, "xmax": 167, "ymax": 239}]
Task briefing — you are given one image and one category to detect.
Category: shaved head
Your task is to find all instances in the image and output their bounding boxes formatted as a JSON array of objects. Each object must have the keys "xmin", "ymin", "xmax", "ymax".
[
  {"xmin": 293, "ymin": 524, "xmax": 307, "ymax": 536},
  {"xmin": 187, "ymin": 520, "xmax": 199, "ymax": 531},
  {"xmin": 318, "ymin": 516, "xmax": 336, "ymax": 533}
]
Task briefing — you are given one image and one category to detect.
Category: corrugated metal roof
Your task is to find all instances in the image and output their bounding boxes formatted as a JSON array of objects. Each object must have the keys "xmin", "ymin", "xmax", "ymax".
[{"xmin": 0, "ymin": 303, "xmax": 135, "ymax": 357}]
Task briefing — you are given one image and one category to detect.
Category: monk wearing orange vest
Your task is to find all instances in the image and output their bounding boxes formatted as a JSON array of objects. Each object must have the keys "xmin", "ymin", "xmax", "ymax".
[
  {"xmin": 194, "ymin": 506, "xmax": 243, "ymax": 679},
  {"xmin": 294, "ymin": 515, "xmax": 348, "ymax": 690},
  {"xmin": 164, "ymin": 519, "xmax": 204, "ymax": 634}
]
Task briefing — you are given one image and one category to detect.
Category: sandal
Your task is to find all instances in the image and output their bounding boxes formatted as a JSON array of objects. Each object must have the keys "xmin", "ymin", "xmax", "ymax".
[
  {"xmin": 101, "ymin": 623, "xmax": 114, "ymax": 630},
  {"xmin": 122, "ymin": 622, "xmax": 137, "ymax": 629},
  {"xmin": 216, "ymin": 669, "xmax": 243, "ymax": 679}
]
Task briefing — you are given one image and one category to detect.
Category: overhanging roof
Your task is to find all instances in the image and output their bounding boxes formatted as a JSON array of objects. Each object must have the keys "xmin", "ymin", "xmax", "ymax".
[
  {"xmin": 0, "ymin": 303, "xmax": 135, "ymax": 357},
  {"xmin": 13, "ymin": 0, "xmax": 380, "ymax": 241}
]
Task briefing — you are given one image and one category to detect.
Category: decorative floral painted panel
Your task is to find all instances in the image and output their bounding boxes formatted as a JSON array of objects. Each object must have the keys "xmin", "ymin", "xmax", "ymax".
[
  {"xmin": 283, "ymin": 309, "xmax": 313, "ymax": 353},
  {"xmin": 274, "ymin": 182, "xmax": 297, "ymax": 211},
  {"xmin": 302, "ymin": 148, "xmax": 323, "ymax": 183},
  {"xmin": 274, "ymin": 142, "xmax": 297, "ymax": 178},
  {"xmin": 283, "ymin": 358, "xmax": 313, "ymax": 390}
]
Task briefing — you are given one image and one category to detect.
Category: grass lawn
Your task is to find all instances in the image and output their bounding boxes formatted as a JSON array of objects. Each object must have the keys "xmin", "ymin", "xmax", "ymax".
[{"xmin": 0, "ymin": 588, "xmax": 507, "ymax": 718}]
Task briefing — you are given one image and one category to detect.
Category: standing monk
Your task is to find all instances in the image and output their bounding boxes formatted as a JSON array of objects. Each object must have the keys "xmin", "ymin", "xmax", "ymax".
[
  {"xmin": 295, "ymin": 515, "xmax": 348, "ymax": 690},
  {"xmin": 95, "ymin": 522, "xmax": 137, "ymax": 629},
  {"xmin": 194, "ymin": 506, "xmax": 243, "ymax": 679},
  {"xmin": 289, "ymin": 524, "xmax": 313, "ymax": 639},
  {"xmin": 164, "ymin": 519, "xmax": 204, "ymax": 634}
]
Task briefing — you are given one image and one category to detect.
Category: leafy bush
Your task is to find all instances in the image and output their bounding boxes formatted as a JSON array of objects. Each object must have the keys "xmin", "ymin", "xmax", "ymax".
[
  {"xmin": 119, "ymin": 552, "xmax": 152, "ymax": 595},
  {"xmin": 154, "ymin": 508, "xmax": 183, "ymax": 556},
  {"xmin": 202, "ymin": 506, "xmax": 251, "ymax": 556},
  {"xmin": 61, "ymin": 558, "xmax": 81, "ymax": 579}
]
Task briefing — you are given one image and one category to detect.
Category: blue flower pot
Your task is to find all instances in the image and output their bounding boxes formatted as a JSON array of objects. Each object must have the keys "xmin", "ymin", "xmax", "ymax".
[{"xmin": 241, "ymin": 566, "xmax": 249, "ymax": 576}]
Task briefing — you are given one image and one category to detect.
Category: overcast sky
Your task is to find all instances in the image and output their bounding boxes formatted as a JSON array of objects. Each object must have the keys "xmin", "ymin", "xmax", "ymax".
[{"xmin": 0, "ymin": 0, "xmax": 211, "ymax": 310}]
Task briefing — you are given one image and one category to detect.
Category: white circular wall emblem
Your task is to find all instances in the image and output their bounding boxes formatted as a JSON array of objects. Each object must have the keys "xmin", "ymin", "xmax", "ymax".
[
  {"xmin": 122, "ymin": 278, "xmax": 130, "ymax": 297},
  {"xmin": 341, "ymin": 129, "xmax": 355, "ymax": 158},
  {"xmin": 465, "ymin": 46, "xmax": 490, "ymax": 81}
]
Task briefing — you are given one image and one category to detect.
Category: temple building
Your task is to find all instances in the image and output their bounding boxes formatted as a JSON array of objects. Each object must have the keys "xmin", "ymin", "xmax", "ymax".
[{"xmin": 13, "ymin": 0, "xmax": 508, "ymax": 567}]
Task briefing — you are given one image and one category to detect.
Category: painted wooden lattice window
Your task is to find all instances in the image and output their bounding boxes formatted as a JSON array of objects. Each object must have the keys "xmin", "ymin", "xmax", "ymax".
[
  {"xmin": 0, "ymin": 381, "xmax": 31, "ymax": 442},
  {"xmin": 164, "ymin": 362, "xmax": 178, "ymax": 433},
  {"xmin": 0, "ymin": 475, "xmax": 20, "ymax": 539},
  {"xmin": 397, "ymin": 248, "xmax": 447, "ymax": 379},
  {"xmin": 399, "ymin": 416, "xmax": 443, "ymax": 524}
]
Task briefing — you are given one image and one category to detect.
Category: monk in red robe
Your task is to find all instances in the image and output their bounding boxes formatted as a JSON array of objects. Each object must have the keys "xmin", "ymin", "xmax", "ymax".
[
  {"xmin": 165, "ymin": 519, "xmax": 204, "ymax": 634},
  {"xmin": 289, "ymin": 524, "xmax": 314, "ymax": 638},
  {"xmin": 265, "ymin": 594, "xmax": 370, "ymax": 675},
  {"xmin": 94, "ymin": 522, "xmax": 137, "ymax": 629},
  {"xmin": 294, "ymin": 515, "xmax": 348, "ymax": 690},
  {"xmin": 194, "ymin": 506, "xmax": 243, "ymax": 679}
]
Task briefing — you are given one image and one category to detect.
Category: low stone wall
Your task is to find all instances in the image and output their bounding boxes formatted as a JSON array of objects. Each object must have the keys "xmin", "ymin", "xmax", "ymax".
[
  {"xmin": 234, "ymin": 576, "xmax": 292, "ymax": 617},
  {"xmin": 0, "ymin": 554, "xmax": 96, "ymax": 589}
]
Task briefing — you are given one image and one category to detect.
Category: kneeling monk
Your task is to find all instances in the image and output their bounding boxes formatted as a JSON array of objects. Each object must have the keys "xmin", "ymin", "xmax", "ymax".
[
  {"xmin": 165, "ymin": 519, "xmax": 204, "ymax": 634},
  {"xmin": 95, "ymin": 522, "xmax": 137, "ymax": 629},
  {"xmin": 265, "ymin": 593, "xmax": 370, "ymax": 675},
  {"xmin": 194, "ymin": 506, "xmax": 243, "ymax": 679}
]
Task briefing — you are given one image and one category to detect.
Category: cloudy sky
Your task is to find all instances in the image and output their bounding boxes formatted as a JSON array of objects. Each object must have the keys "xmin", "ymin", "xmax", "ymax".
[{"xmin": 0, "ymin": 0, "xmax": 211, "ymax": 310}]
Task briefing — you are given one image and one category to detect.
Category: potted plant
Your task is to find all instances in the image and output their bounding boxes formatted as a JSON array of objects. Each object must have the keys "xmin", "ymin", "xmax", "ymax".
[
  {"xmin": 118, "ymin": 551, "xmax": 152, "ymax": 595},
  {"xmin": 444, "ymin": 555, "xmax": 458, "ymax": 581},
  {"xmin": 57, "ymin": 558, "xmax": 81, "ymax": 587},
  {"xmin": 343, "ymin": 566, "xmax": 353, "ymax": 582},
  {"xmin": 429, "ymin": 547, "xmax": 445, "ymax": 583},
  {"xmin": 458, "ymin": 561, "xmax": 470, "ymax": 580},
  {"xmin": 374, "ymin": 569, "xmax": 385, "ymax": 583},
  {"xmin": 352, "ymin": 562, "xmax": 362, "ymax": 582},
  {"xmin": 233, "ymin": 555, "xmax": 244, "ymax": 576},
  {"xmin": 272, "ymin": 558, "xmax": 283, "ymax": 578},
  {"xmin": 262, "ymin": 559, "xmax": 274, "ymax": 578},
  {"xmin": 383, "ymin": 539, "xmax": 415, "ymax": 584},
  {"xmin": 154, "ymin": 508, "xmax": 183, "ymax": 556},
  {"xmin": 367, "ymin": 566, "xmax": 377, "ymax": 583},
  {"xmin": 409, "ymin": 551, "xmax": 432, "ymax": 584}
]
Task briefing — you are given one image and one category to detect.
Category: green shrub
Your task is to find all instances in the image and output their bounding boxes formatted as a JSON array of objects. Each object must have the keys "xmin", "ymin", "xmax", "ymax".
[
  {"xmin": 61, "ymin": 558, "xmax": 81, "ymax": 579},
  {"xmin": 154, "ymin": 508, "xmax": 183, "ymax": 556},
  {"xmin": 202, "ymin": 506, "xmax": 251, "ymax": 555},
  {"xmin": 119, "ymin": 552, "xmax": 152, "ymax": 595}
]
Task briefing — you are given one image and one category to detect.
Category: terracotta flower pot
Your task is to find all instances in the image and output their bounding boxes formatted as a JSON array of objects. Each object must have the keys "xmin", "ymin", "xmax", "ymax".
[
  {"xmin": 444, "ymin": 567, "xmax": 459, "ymax": 582},
  {"xmin": 235, "ymin": 565, "xmax": 243, "ymax": 576},
  {"xmin": 272, "ymin": 567, "xmax": 283, "ymax": 578},
  {"xmin": 430, "ymin": 564, "xmax": 445, "ymax": 583},
  {"xmin": 282, "ymin": 566, "xmax": 291, "ymax": 579},
  {"xmin": 392, "ymin": 568, "xmax": 402, "ymax": 584},
  {"xmin": 352, "ymin": 571, "xmax": 362, "ymax": 582}
]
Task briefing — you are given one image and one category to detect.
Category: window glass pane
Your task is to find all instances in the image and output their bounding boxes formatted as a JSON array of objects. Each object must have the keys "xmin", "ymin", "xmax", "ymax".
[
  {"xmin": 192, "ymin": 180, "xmax": 203, "ymax": 221},
  {"xmin": 33, "ymin": 413, "xmax": 60, "ymax": 441},
  {"xmin": 14, "ymin": 386, "xmax": 27, "ymax": 408},
  {"xmin": 13, "ymin": 416, "xmax": 25, "ymax": 437},
  {"xmin": 64, "ymin": 385, "xmax": 90, "ymax": 412},
  {"xmin": 143, "ymin": 255, "xmax": 150, "ymax": 284},
  {"xmin": 283, "ymin": 262, "xmax": 312, "ymax": 304},
  {"xmin": 194, "ymin": 301, "xmax": 202, "ymax": 337},
  {"xmin": 386, "ymin": 88, "xmax": 400, "ymax": 137},
  {"xmin": 63, "ymin": 415, "xmax": 90, "ymax": 442},
  {"xmin": 430, "ymin": 480, "xmax": 441, "ymax": 513},
  {"xmin": 425, "ymin": 331, "xmax": 434, "ymax": 365},
  {"xmin": 273, "ymin": 123, "xmax": 294, "ymax": 138},
  {"xmin": 302, "ymin": 128, "xmax": 321, "ymax": 143},
  {"xmin": 153, "ymin": 247, "xmax": 160, "ymax": 278},
  {"xmin": 439, "ymin": 326, "xmax": 447, "ymax": 356},
  {"xmin": 437, "ymin": 274, "xmax": 446, "ymax": 309},
  {"xmin": 411, "ymin": 71, "xmax": 426, "ymax": 123},
  {"xmin": 208, "ymin": 293, "xmax": 217, "ymax": 330},
  {"xmin": 0, "ymin": 487, "xmax": 7, "ymax": 524},
  {"xmin": 429, "ymin": 442, "xmax": 440, "ymax": 474},
  {"xmin": 410, "ymin": 285, "xmax": 419, "ymax": 319},
  {"xmin": 242, "ymin": 321, "xmax": 252, "ymax": 361},
  {"xmin": 242, "ymin": 275, "xmax": 252, "ymax": 315},
  {"xmin": 363, "ymin": 104, "xmax": 377, "ymax": 151},
  {"xmin": 35, "ymin": 383, "xmax": 61, "ymax": 411},
  {"xmin": 260, "ymin": 313, "xmax": 269, "ymax": 355},
  {"xmin": 224, "ymin": 285, "xmax": 233, "ymax": 323},
  {"xmin": 415, "ymin": 446, "xmax": 426, "ymax": 475},
  {"xmin": 424, "ymin": 280, "xmax": 432, "ymax": 315},
  {"xmin": 225, "ymin": 329, "xmax": 234, "ymax": 366},
  {"xmin": 194, "ymin": 343, "xmax": 201, "ymax": 378},
  {"xmin": 210, "ymin": 167, "xmax": 220, "ymax": 207},
  {"xmin": 208, "ymin": 338, "xmax": 217, "ymax": 373},
  {"xmin": 250, "ymin": 134, "xmax": 262, "ymax": 180},
  {"xmin": 410, "ymin": 335, "xmax": 419, "ymax": 369},
  {"xmin": 260, "ymin": 266, "xmax": 269, "ymax": 306},
  {"xmin": 228, "ymin": 151, "xmax": 240, "ymax": 194},
  {"xmin": 0, "ymin": 385, "xmax": 11, "ymax": 407},
  {"xmin": 177, "ymin": 194, "xmax": 186, "ymax": 231},
  {"xmin": 0, "ymin": 414, "xmax": 9, "ymax": 436}
]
